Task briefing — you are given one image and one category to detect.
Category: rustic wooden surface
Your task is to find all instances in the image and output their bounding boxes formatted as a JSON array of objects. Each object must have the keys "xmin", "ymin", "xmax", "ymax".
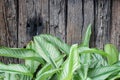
[
  {"xmin": 0, "ymin": 0, "xmax": 120, "ymax": 63},
  {"xmin": 111, "ymin": 0, "xmax": 120, "ymax": 50}
]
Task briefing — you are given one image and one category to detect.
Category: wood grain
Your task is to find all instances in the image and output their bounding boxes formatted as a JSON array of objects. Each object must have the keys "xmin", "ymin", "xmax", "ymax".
[
  {"xmin": 94, "ymin": 0, "xmax": 111, "ymax": 49},
  {"xmin": 49, "ymin": 0, "xmax": 66, "ymax": 42},
  {"xmin": 18, "ymin": 0, "xmax": 27, "ymax": 47},
  {"xmin": 111, "ymin": 0, "xmax": 120, "ymax": 50},
  {"xmin": 67, "ymin": 0, "xmax": 83, "ymax": 44}
]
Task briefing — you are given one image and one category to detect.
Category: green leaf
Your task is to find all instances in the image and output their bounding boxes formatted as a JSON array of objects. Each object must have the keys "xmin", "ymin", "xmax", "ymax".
[
  {"xmin": 25, "ymin": 41, "xmax": 43, "ymax": 73},
  {"xmin": 79, "ymin": 47, "xmax": 108, "ymax": 79},
  {"xmin": 36, "ymin": 54, "xmax": 65, "ymax": 80},
  {"xmin": 108, "ymin": 73, "xmax": 120, "ymax": 80},
  {"xmin": 81, "ymin": 24, "xmax": 92, "ymax": 47},
  {"xmin": 90, "ymin": 54, "xmax": 107, "ymax": 68},
  {"xmin": 88, "ymin": 62, "xmax": 120, "ymax": 80},
  {"xmin": 79, "ymin": 47, "xmax": 108, "ymax": 57},
  {"xmin": 3, "ymin": 73, "xmax": 28, "ymax": 80},
  {"xmin": 78, "ymin": 47, "xmax": 108, "ymax": 79},
  {"xmin": 34, "ymin": 35, "xmax": 61, "ymax": 68},
  {"xmin": 0, "ymin": 47, "xmax": 41, "ymax": 62},
  {"xmin": 79, "ymin": 24, "xmax": 92, "ymax": 79},
  {"xmin": 104, "ymin": 44, "xmax": 119, "ymax": 65},
  {"xmin": 59, "ymin": 44, "xmax": 80, "ymax": 80},
  {"xmin": 40, "ymin": 34, "xmax": 70, "ymax": 55},
  {"xmin": 35, "ymin": 68, "xmax": 61, "ymax": 80},
  {"xmin": 36, "ymin": 64, "xmax": 52, "ymax": 77},
  {"xmin": 0, "ymin": 63, "xmax": 32, "ymax": 77}
]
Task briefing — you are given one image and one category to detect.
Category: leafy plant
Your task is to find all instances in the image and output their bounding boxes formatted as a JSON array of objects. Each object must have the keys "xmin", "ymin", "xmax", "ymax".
[{"xmin": 0, "ymin": 24, "xmax": 119, "ymax": 80}]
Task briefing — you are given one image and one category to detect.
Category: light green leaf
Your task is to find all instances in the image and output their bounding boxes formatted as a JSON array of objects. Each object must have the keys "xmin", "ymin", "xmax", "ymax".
[
  {"xmin": 79, "ymin": 46, "xmax": 108, "ymax": 79},
  {"xmin": 79, "ymin": 24, "xmax": 92, "ymax": 80},
  {"xmin": 25, "ymin": 41, "xmax": 43, "ymax": 73},
  {"xmin": 59, "ymin": 44, "xmax": 80, "ymax": 80},
  {"xmin": 36, "ymin": 53, "xmax": 65, "ymax": 80},
  {"xmin": 40, "ymin": 34, "xmax": 70, "ymax": 55},
  {"xmin": 0, "ymin": 47, "xmax": 41, "ymax": 62},
  {"xmin": 81, "ymin": 24, "xmax": 92, "ymax": 47},
  {"xmin": 35, "ymin": 68, "xmax": 61, "ymax": 80},
  {"xmin": 79, "ymin": 47, "xmax": 108, "ymax": 57},
  {"xmin": 88, "ymin": 62, "xmax": 120, "ymax": 80},
  {"xmin": 0, "ymin": 63, "xmax": 32, "ymax": 77},
  {"xmin": 36, "ymin": 64, "xmax": 52, "ymax": 77},
  {"xmin": 104, "ymin": 44, "xmax": 119, "ymax": 65},
  {"xmin": 78, "ymin": 47, "xmax": 108, "ymax": 79},
  {"xmin": 90, "ymin": 54, "xmax": 107, "ymax": 68},
  {"xmin": 34, "ymin": 36, "xmax": 61, "ymax": 68}
]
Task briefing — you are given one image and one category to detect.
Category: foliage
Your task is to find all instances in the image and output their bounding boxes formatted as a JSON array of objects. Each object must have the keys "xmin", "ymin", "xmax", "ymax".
[{"xmin": 0, "ymin": 24, "xmax": 119, "ymax": 80}]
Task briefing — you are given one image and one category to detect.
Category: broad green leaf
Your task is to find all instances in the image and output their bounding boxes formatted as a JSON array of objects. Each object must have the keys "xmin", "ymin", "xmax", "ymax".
[
  {"xmin": 0, "ymin": 47, "xmax": 41, "ymax": 62},
  {"xmin": 25, "ymin": 41, "xmax": 43, "ymax": 73},
  {"xmin": 36, "ymin": 64, "xmax": 52, "ymax": 77},
  {"xmin": 79, "ymin": 47, "xmax": 108, "ymax": 57},
  {"xmin": 90, "ymin": 54, "xmax": 107, "ymax": 68},
  {"xmin": 0, "ymin": 63, "xmax": 32, "ymax": 77},
  {"xmin": 40, "ymin": 34, "xmax": 70, "ymax": 55},
  {"xmin": 3, "ymin": 73, "xmax": 27, "ymax": 80},
  {"xmin": 59, "ymin": 44, "xmax": 80, "ymax": 80},
  {"xmin": 34, "ymin": 36, "xmax": 61, "ymax": 68},
  {"xmin": 78, "ymin": 47, "xmax": 108, "ymax": 79},
  {"xmin": 88, "ymin": 62, "xmax": 120, "ymax": 80},
  {"xmin": 0, "ymin": 72, "xmax": 31, "ymax": 80},
  {"xmin": 35, "ymin": 68, "xmax": 61, "ymax": 80},
  {"xmin": 79, "ymin": 24, "xmax": 92, "ymax": 80},
  {"xmin": 104, "ymin": 44, "xmax": 119, "ymax": 65},
  {"xmin": 79, "ymin": 46, "xmax": 108, "ymax": 79},
  {"xmin": 78, "ymin": 64, "xmax": 90, "ymax": 80},
  {"xmin": 36, "ymin": 54, "xmax": 65, "ymax": 78}
]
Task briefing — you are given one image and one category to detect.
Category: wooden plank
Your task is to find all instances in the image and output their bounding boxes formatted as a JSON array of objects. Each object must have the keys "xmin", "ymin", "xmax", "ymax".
[
  {"xmin": 94, "ymin": 0, "xmax": 111, "ymax": 49},
  {"xmin": 111, "ymin": 0, "xmax": 120, "ymax": 50},
  {"xmin": 26, "ymin": 0, "xmax": 39, "ymax": 42},
  {"xmin": 0, "ymin": 0, "xmax": 6, "ymax": 46},
  {"xmin": 49, "ymin": 0, "xmax": 66, "ymax": 41},
  {"xmin": 0, "ymin": 0, "xmax": 18, "ymax": 47},
  {"xmin": 41, "ymin": 0, "xmax": 49, "ymax": 34},
  {"xmin": 67, "ymin": 0, "xmax": 83, "ymax": 44},
  {"xmin": 4, "ymin": 0, "xmax": 18, "ymax": 47},
  {"xmin": 0, "ymin": 0, "xmax": 19, "ymax": 64},
  {"xmin": 18, "ymin": 0, "xmax": 27, "ymax": 47},
  {"xmin": 20, "ymin": 0, "xmax": 48, "ymax": 46}
]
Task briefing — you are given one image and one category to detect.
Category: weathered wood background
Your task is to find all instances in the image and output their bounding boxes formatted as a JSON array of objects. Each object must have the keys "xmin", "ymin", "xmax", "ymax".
[{"xmin": 0, "ymin": 0, "xmax": 120, "ymax": 63}]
